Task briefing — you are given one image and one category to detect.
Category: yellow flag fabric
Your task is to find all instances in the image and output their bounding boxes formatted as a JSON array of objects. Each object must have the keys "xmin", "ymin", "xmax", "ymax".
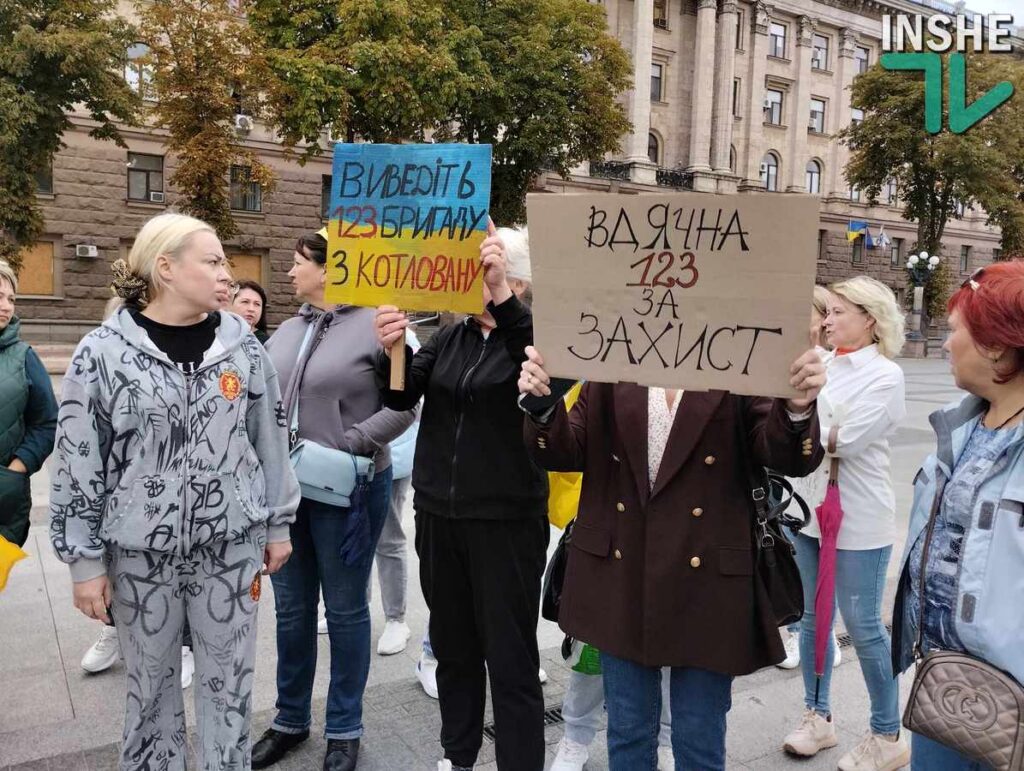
[
  {"xmin": 846, "ymin": 230, "xmax": 861, "ymax": 242},
  {"xmin": 0, "ymin": 535, "xmax": 27, "ymax": 592},
  {"xmin": 547, "ymin": 383, "xmax": 584, "ymax": 530}
]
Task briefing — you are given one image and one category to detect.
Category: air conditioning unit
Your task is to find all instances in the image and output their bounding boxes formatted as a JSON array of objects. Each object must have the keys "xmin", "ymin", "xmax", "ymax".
[
  {"xmin": 759, "ymin": 162, "xmax": 769, "ymax": 174},
  {"xmin": 809, "ymin": 116, "xmax": 820, "ymax": 129},
  {"xmin": 234, "ymin": 114, "xmax": 254, "ymax": 132},
  {"xmin": 149, "ymin": 191, "xmax": 165, "ymax": 203},
  {"xmin": 76, "ymin": 244, "xmax": 98, "ymax": 259},
  {"xmin": 763, "ymin": 98, "xmax": 773, "ymax": 110},
  {"xmin": 813, "ymin": 54, "xmax": 826, "ymax": 69}
]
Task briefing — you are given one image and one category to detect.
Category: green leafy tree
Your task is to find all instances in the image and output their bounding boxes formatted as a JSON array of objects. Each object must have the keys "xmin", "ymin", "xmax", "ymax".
[
  {"xmin": 839, "ymin": 51, "xmax": 1024, "ymax": 260},
  {"xmin": 0, "ymin": 0, "xmax": 140, "ymax": 267},
  {"xmin": 138, "ymin": 0, "xmax": 275, "ymax": 238},
  {"xmin": 437, "ymin": 0, "xmax": 631, "ymax": 224},
  {"xmin": 249, "ymin": 0, "xmax": 631, "ymax": 224}
]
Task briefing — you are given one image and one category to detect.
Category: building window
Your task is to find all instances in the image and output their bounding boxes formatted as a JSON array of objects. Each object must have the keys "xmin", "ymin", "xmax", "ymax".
[
  {"xmin": 321, "ymin": 175, "xmax": 333, "ymax": 219},
  {"xmin": 653, "ymin": 0, "xmax": 668, "ymax": 29},
  {"xmin": 761, "ymin": 153, "xmax": 779, "ymax": 192},
  {"xmin": 127, "ymin": 152, "xmax": 164, "ymax": 202},
  {"xmin": 809, "ymin": 98, "xmax": 826, "ymax": 133},
  {"xmin": 805, "ymin": 160, "xmax": 822, "ymax": 194},
  {"xmin": 729, "ymin": 145, "xmax": 737, "ymax": 173},
  {"xmin": 855, "ymin": 46, "xmax": 870, "ymax": 75},
  {"xmin": 125, "ymin": 43, "xmax": 154, "ymax": 98},
  {"xmin": 230, "ymin": 165, "xmax": 262, "ymax": 213},
  {"xmin": 817, "ymin": 229, "xmax": 828, "ymax": 261},
  {"xmin": 765, "ymin": 88, "xmax": 783, "ymax": 125},
  {"xmin": 960, "ymin": 245, "xmax": 971, "ymax": 273},
  {"xmin": 852, "ymin": 239, "xmax": 864, "ymax": 264},
  {"xmin": 735, "ymin": 11, "xmax": 744, "ymax": 49},
  {"xmin": 732, "ymin": 78, "xmax": 741, "ymax": 117},
  {"xmin": 769, "ymin": 22, "xmax": 787, "ymax": 58},
  {"xmin": 993, "ymin": 248, "xmax": 1003, "ymax": 261},
  {"xmin": 850, "ymin": 185, "xmax": 861, "ymax": 202},
  {"xmin": 851, "ymin": 107, "xmax": 864, "ymax": 127},
  {"xmin": 18, "ymin": 241, "xmax": 56, "ymax": 296},
  {"xmin": 953, "ymin": 199, "xmax": 966, "ymax": 217},
  {"xmin": 885, "ymin": 178, "xmax": 898, "ymax": 204},
  {"xmin": 226, "ymin": 252, "xmax": 264, "ymax": 284},
  {"xmin": 651, "ymin": 63, "xmax": 663, "ymax": 102},
  {"xmin": 35, "ymin": 160, "xmax": 53, "ymax": 195},
  {"xmin": 812, "ymin": 34, "xmax": 830, "ymax": 70},
  {"xmin": 890, "ymin": 237, "xmax": 904, "ymax": 266},
  {"xmin": 648, "ymin": 132, "xmax": 660, "ymax": 165}
]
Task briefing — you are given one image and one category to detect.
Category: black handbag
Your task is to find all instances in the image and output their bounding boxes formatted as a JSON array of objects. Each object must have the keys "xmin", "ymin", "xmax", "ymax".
[
  {"xmin": 736, "ymin": 401, "xmax": 810, "ymax": 628},
  {"xmin": 541, "ymin": 519, "xmax": 573, "ymax": 623}
]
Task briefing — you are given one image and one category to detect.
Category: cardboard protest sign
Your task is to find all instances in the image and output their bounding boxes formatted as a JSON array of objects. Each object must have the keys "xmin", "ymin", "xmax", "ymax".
[
  {"xmin": 527, "ymin": 192, "xmax": 820, "ymax": 399},
  {"xmin": 324, "ymin": 143, "xmax": 492, "ymax": 314}
]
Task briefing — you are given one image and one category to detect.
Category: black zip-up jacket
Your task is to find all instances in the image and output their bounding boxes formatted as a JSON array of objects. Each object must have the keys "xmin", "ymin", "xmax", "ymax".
[{"xmin": 378, "ymin": 295, "xmax": 548, "ymax": 520}]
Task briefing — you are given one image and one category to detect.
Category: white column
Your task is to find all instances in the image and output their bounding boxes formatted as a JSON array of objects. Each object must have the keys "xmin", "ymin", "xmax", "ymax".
[
  {"xmin": 785, "ymin": 15, "xmax": 815, "ymax": 192},
  {"xmin": 686, "ymin": 0, "xmax": 718, "ymax": 174},
  {"xmin": 827, "ymin": 28, "xmax": 857, "ymax": 198},
  {"xmin": 740, "ymin": 1, "xmax": 771, "ymax": 189},
  {"xmin": 625, "ymin": 0, "xmax": 657, "ymax": 183},
  {"xmin": 711, "ymin": 0, "xmax": 740, "ymax": 173}
]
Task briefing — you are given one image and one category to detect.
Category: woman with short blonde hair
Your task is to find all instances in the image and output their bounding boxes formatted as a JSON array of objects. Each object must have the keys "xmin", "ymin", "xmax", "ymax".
[
  {"xmin": 50, "ymin": 212, "xmax": 299, "ymax": 770},
  {"xmin": 782, "ymin": 276, "xmax": 910, "ymax": 770}
]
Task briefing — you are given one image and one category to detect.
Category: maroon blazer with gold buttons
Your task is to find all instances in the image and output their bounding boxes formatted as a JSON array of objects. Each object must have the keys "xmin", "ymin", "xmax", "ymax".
[{"xmin": 525, "ymin": 383, "xmax": 823, "ymax": 675}]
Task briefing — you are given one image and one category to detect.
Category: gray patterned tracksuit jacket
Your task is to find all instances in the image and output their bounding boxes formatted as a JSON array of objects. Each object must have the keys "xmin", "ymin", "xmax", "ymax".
[{"xmin": 49, "ymin": 308, "xmax": 300, "ymax": 771}]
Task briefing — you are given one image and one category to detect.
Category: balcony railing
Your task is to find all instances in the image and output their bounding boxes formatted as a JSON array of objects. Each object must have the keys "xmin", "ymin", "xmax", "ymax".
[
  {"xmin": 590, "ymin": 160, "xmax": 631, "ymax": 181},
  {"xmin": 656, "ymin": 167, "xmax": 694, "ymax": 190}
]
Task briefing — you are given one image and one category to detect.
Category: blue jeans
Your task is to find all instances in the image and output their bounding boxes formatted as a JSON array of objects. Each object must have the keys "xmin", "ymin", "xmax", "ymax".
[
  {"xmin": 792, "ymin": 532, "xmax": 900, "ymax": 735},
  {"xmin": 270, "ymin": 468, "xmax": 392, "ymax": 740},
  {"xmin": 601, "ymin": 652, "xmax": 733, "ymax": 770},
  {"xmin": 912, "ymin": 733, "xmax": 992, "ymax": 770}
]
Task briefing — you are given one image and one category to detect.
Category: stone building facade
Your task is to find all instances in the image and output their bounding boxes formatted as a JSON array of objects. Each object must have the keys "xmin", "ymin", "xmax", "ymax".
[{"xmin": 17, "ymin": 0, "xmax": 1012, "ymax": 342}]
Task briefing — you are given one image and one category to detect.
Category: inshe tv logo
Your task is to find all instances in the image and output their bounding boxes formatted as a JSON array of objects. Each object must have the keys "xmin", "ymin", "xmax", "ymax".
[{"xmin": 881, "ymin": 13, "xmax": 1016, "ymax": 134}]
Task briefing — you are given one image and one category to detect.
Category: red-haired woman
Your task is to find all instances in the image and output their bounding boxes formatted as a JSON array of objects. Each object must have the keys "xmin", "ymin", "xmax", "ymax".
[{"xmin": 893, "ymin": 260, "xmax": 1024, "ymax": 770}]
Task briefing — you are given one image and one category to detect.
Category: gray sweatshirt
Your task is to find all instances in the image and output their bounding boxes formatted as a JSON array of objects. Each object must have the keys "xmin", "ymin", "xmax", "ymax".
[
  {"xmin": 50, "ymin": 308, "xmax": 300, "ymax": 583},
  {"xmin": 267, "ymin": 304, "xmax": 415, "ymax": 471}
]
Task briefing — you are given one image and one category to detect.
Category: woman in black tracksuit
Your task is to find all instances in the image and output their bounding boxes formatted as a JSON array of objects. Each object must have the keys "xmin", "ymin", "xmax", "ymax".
[{"xmin": 374, "ymin": 225, "xmax": 548, "ymax": 771}]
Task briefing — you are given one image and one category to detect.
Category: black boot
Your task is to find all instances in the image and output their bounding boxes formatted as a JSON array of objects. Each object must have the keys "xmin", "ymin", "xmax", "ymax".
[
  {"xmin": 323, "ymin": 738, "xmax": 360, "ymax": 771},
  {"xmin": 251, "ymin": 727, "xmax": 310, "ymax": 769}
]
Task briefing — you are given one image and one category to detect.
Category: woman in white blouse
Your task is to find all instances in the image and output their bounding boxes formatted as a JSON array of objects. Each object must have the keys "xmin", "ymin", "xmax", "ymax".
[{"xmin": 782, "ymin": 277, "xmax": 909, "ymax": 771}]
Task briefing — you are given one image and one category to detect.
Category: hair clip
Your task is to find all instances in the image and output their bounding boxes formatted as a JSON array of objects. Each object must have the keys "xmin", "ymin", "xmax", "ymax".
[{"xmin": 969, "ymin": 279, "xmax": 980, "ymax": 291}]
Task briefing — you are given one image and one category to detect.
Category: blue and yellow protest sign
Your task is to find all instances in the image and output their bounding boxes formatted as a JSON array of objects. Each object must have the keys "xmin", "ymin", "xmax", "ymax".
[{"xmin": 325, "ymin": 143, "xmax": 492, "ymax": 314}]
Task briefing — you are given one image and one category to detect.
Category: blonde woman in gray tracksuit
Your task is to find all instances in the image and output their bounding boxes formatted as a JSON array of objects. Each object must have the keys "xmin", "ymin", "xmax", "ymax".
[{"xmin": 49, "ymin": 213, "xmax": 300, "ymax": 771}]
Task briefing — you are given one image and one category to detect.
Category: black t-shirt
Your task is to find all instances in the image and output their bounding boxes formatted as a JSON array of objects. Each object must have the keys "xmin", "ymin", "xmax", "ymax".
[{"xmin": 130, "ymin": 309, "xmax": 220, "ymax": 375}]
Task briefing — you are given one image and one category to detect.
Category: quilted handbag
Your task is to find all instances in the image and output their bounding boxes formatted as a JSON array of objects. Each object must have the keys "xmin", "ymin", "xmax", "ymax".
[{"xmin": 902, "ymin": 479, "xmax": 1024, "ymax": 770}]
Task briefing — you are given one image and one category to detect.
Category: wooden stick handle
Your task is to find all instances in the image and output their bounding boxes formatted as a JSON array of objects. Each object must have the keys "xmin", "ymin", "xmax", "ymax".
[{"xmin": 390, "ymin": 337, "xmax": 406, "ymax": 391}]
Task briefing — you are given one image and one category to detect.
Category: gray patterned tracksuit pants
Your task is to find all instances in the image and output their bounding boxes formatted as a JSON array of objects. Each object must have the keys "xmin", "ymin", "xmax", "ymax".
[{"xmin": 108, "ymin": 526, "xmax": 266, "ymax": 771}]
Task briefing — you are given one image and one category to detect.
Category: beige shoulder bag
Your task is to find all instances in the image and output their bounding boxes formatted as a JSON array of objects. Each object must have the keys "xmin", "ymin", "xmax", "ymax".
[{"xmin": 902, "ymin": 483, "xmax": 1024, "ymax": 770}]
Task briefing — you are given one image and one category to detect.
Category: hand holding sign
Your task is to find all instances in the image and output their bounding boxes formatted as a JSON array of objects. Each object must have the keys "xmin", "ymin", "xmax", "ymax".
[
  {"xmin": 519, "ymin": 346, "xmax": 551, "ymax": 397},
  {"xmin": 480, "ymin": 218, "xmax": 512, "ymax": 306},
  {"xmin": 787, "ymin": 348, "xmax": 827, "ymax": 411},
  {"xmin": 375, "ymin": 306, "xmax": 409, "ymax": 355}
]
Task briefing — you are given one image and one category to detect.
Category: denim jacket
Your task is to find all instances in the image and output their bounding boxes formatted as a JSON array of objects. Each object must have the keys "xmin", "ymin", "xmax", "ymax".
[
  {"xmin": 892, "ymin": 394, "xmax": 1024, "ymax": 683},
  {"xmin": 49, "ymin": 308, "xmax": 300, "ymax": 583}
]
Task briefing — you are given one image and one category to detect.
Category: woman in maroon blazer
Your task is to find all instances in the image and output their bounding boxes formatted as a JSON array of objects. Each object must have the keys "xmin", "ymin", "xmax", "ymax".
[{"xmin": 519, "ymin": 347, "xmax": 825, "ymax": 770}]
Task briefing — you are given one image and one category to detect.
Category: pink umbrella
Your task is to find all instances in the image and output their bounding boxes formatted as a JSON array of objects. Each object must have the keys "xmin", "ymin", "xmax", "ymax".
[{"xmin": 813, "ymin": 437, "xmax": 844, "ymax": 702}]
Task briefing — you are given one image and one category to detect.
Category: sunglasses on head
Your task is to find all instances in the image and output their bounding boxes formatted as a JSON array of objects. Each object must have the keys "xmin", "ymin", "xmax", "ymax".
[{"xmin": 962, "ymin": 267, "xmax": 984, "ymax": 291}]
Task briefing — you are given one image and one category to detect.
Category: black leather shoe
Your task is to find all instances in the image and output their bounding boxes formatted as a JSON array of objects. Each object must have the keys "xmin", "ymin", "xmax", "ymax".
[
  {"xmin": 251, "ymin": 727, "xmax": 310, "ymax": 769},
  {"xmin": 323, "ymin": 738, "xmax": 360, "ymax": 771}
]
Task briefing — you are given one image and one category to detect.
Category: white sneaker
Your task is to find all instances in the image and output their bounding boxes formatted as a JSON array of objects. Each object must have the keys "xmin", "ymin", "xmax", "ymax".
[
  {"xmin": 417, "ymin": 652, "xmax": 439, "ymax": 699},
  {"xmin": 551, "ymin": 737, "xmax": 589, "ymax": 771},
  {"xmin": 81, "ymin": 625, "xmax": 121, "ymax": 673},
  {"xmin": 377, "ymin": 620, "xmax": 411, "ymax": 655},
  {"xmin": 833, "ymin": 633, "xmax": 843, "ymax": 667},
  {"xmin": 777, "ymin": 631, "xmax": 801, "ymax": 669},
  {"xmin": 782, "ymin": 708, "xmax": 839, "ymax": 757},
  {"xmin": 180, "ymin": 646, "xmax": 195, "ymax": 689},
  {"xmin": 838, "ymin": 732, "xmax": 911, "ymax": 771},
  {"xmin": 317, "ymin": 617, "xmax": 328, "ymax": 634},
  {"xmin": 539, "ymin": 667, "xmax": 548, "ymax": 684},
  {"xmin": 657, "ymin": 743, "xmax": 674, "ymax": 770},
  {"xmin": 437, "ymin": 760, "xmax": 472, "ymax": 771}
]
